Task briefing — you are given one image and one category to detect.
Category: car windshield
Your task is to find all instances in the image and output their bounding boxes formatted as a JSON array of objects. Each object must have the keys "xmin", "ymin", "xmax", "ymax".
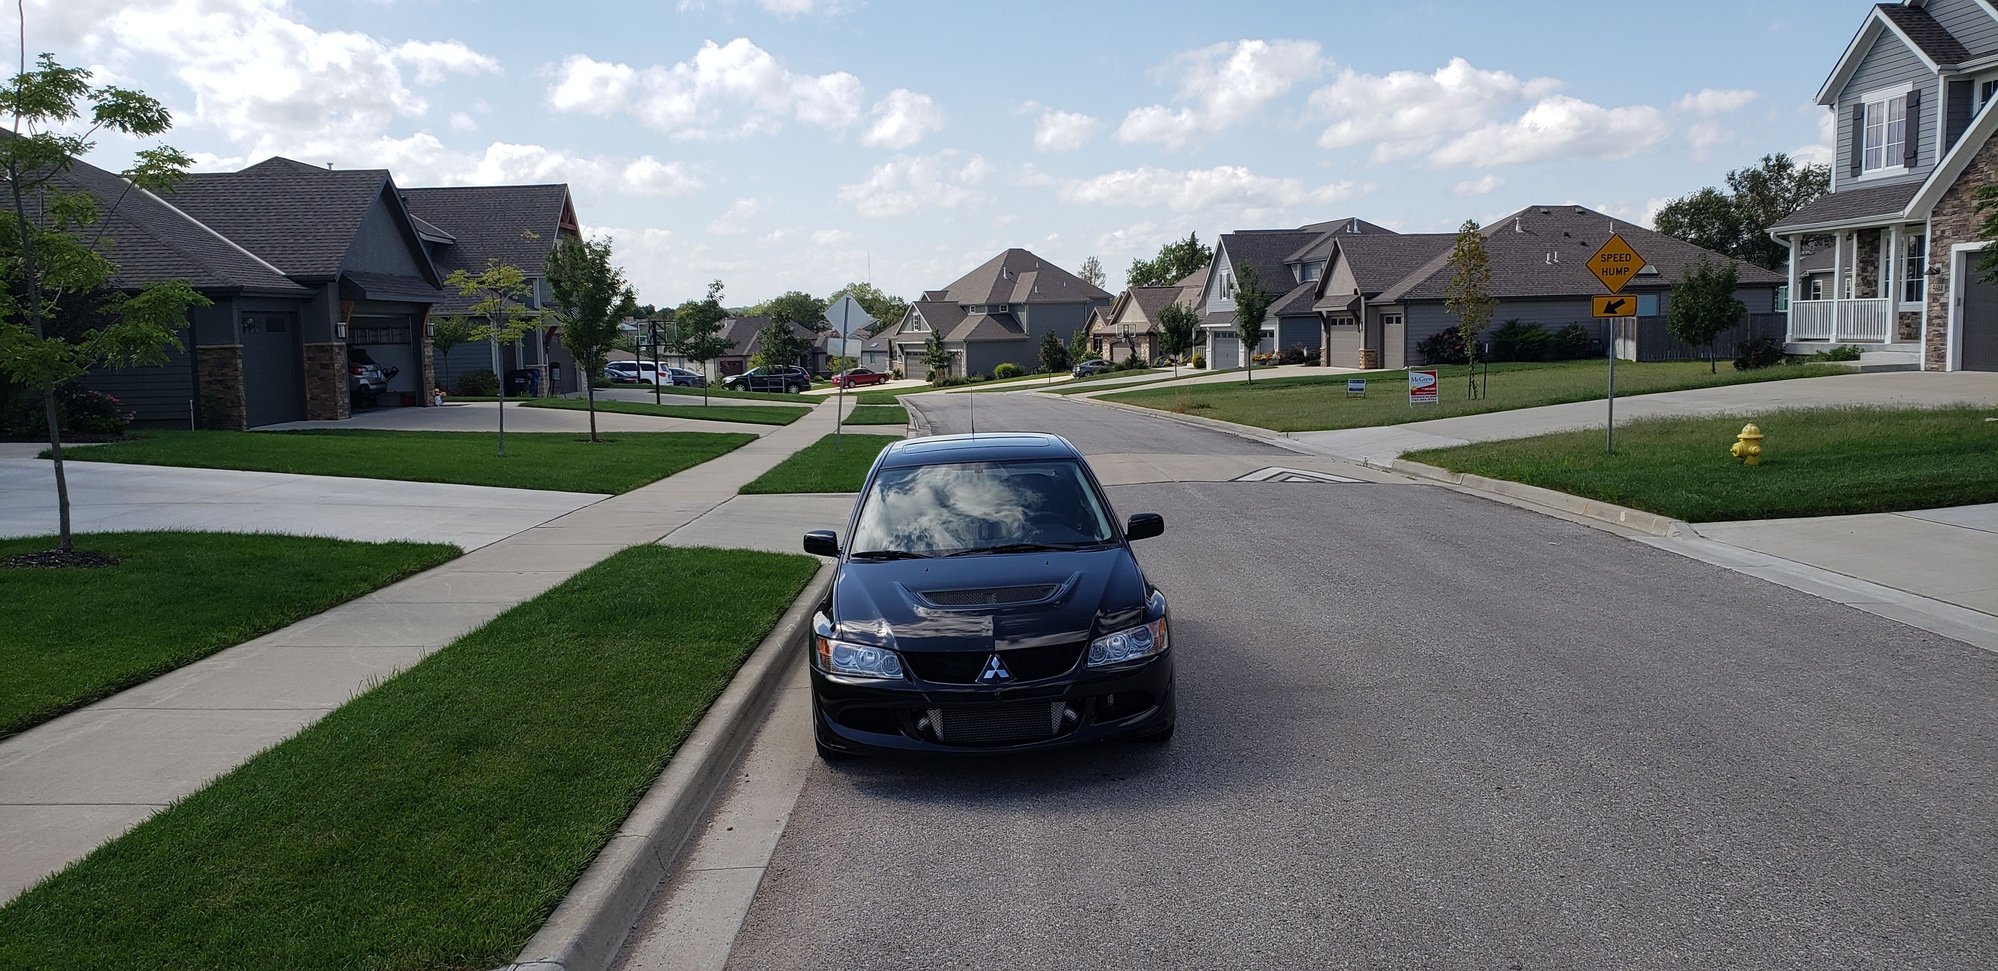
[{"xmin": 848, "ymin": 459, "xmax": 1116, "ymax": 556}]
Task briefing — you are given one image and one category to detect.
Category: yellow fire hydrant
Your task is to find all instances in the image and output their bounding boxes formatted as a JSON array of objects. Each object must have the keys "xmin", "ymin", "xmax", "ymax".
[{"xmin": 1730, "ymin": 423, "xmax": 1764, "ymax": 466}]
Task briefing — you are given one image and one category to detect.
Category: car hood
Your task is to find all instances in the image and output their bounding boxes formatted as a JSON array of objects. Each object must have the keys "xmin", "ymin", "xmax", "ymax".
[{"xmin": 831, "ymin": 547, "xmax": 1147, "ymax": 653}]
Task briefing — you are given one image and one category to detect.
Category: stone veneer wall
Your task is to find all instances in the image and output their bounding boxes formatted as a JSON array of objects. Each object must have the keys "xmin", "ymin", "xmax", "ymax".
[
  {"xmin": 1855, "ymin": 230, "xmax": 1882, "ymax": 299},
  {"xmin": 1899, "ymin": 311, "xmax": 1922, "ymax": 342},
  {"xmin": 1924, "ymin": 133, "xmax": 1998, "ymax": 370},
  {"xmin": 197, "ymin": 345, "xmax": 245, "ymax": 431},
  {"xmin": 420, "ymin": 338, "xmax": 437, "ymax": 404},
  {"xmin": 302, "ymin": 341, "xmax": 349, "ymax": 421}
]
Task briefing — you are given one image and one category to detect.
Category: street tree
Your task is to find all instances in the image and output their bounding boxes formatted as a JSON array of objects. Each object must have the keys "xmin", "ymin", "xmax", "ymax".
[
  {"xmin": 1443, "ymin": 219, "xmax": 1496, "ymax": 395},
  {"xmin": 1231, "ymin": 261, "xmax": 1274, "ymax": 384},
  {"xmin": 1655, "ymin": 153, "xmax": 1829, "ymax": 269},
  {"xmin": 441, "ymin": 261, "xmax": 538, "ymax": 456},
  {"xmin": 0, "ymin": 55, "xmax": 210, "ymax": 557},
  {"xmin": 1068, "ymin": 324, "xmax": 1092, "ymax": 366},
  {"xmin": 753, "ymin": 320, "xmax": 811, "ymax": 371},
  {"xmin": 1078, "ymin": 255, "xmax": 1106, "ymax": 288},
  {"xmin": 671, "ymin": 279, "xmax": 733, "ymax": 405},
  {"xmin": 1667, "ymin": 258, "xmax": 1748, "ymax": 374},
  {"xmin": 1127, "ymin": 232, "xmax": 1206, "ymax": 288},
  {"xmin": 922, "ymin": 331, "xmax": 953, "ymax": 381},
  {"xmin": 1156, "ymin": 302, "xmax": 1200, "ymax": 378},
  {"xmin": 1038, "ymin": 330, "xmax": 1069, "ymax": 374},
  {"xmin": 545, "ymin": 235, "xmax": 637, "ymax": 443},
  {"xmin": 430, "ymin": 314, "xmax": 473, "ymax": 391},
  {"xmin": 1653, "ymin": 187, "xmax": 1747, "ymax": 259},
  {"xmin": 764, "ymin": 290, "xmax": 825, "ymax": 332},
  {"xmin": 828, "ymin": 281, "xmax": 908, "ymax": 335}
]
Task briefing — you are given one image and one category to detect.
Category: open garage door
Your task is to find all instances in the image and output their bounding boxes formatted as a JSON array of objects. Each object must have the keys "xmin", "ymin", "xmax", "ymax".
[{"xmin": 350, "ymin": 315, "xmax": 421, "ymax": 398}]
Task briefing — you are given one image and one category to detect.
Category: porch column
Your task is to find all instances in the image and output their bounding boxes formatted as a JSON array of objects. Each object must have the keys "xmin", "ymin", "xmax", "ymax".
[
  {"xmin": 1831, "ymin": 231, "xmax": 1845, "ymax": 342},
  {"xmin": 1888, "ymin": 225, "xmax": 1901, "ymax": 309},
  {"xmin": 1785, "ymin": 235, "xmax": 1798, "ymax": 336}
]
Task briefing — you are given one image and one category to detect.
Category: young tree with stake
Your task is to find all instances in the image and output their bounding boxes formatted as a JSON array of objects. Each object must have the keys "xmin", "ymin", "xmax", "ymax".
[
  {"xmin": 1443, "ymin": 220, "xmax": 1497, "ymax": 398},
  {"xmin": 441, "ymin": 261, "xmax": 537, "ymax": 456},
  {"xmin": 545, "ymin": 235, "xmax": 637, "ymax": 442},
  {"xmin": 671, "ymin": 280, "xmax": 734, "ymax": 404},
  {"xmin": 1156, "ymin": 302, "xmax": 1200, "ymax": 378},
  {"xmin": 1231, "ymin": 261, "xmax": 1274, "ymax": 384}
]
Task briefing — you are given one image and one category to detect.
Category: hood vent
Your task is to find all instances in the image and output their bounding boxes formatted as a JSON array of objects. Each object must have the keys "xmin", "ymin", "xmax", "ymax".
[{"xmin": 919, "ymin": 584, "xmax": 1060, "ymax": 607}]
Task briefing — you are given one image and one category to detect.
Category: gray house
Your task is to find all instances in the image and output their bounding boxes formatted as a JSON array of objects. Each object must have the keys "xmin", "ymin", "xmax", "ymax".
[
  {"xmin": 885, "ymin": 248, "xmax": 1110, "ymax": 378},
  {"xmin": 1768, "ymin": 0, "xmax": 1998, "ymax": 371},
  {"xmin": 1199, "ymin": 218, "xmax": 1394, "ymax": 369}
]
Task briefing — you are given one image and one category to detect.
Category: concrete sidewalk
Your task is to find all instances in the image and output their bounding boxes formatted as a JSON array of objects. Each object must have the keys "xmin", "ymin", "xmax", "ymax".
[
  {"xmin": 0, "ymin": 400, "xmax": 847, "ymax": 903},
  {"xmin": 1687, "ymin": 504, "xmax": 1998, "ymax": 619}
]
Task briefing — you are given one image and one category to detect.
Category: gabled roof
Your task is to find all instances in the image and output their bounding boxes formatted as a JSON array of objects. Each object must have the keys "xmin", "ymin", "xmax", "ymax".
[
  {"xmin": 1817, "ymin": 3, "xmax": 1968, "ymax": 105},
  {"xmin": 166, "ymin": 157, "xmax": 406, "ymax": 279},
  {"xmin": 1284, "ymin": 216, "xmax": 1396, "ymax": 263},
  {"xmin": 897, "ymin": 300, "xmax": 966, "ymax": 342},
  {"xmin": 1215, "ymin": 229, "xmax": 1321, "ymax": 296},
  {"xmin": 1096, "ymin": 286, "xmax": 1187, "ymax": 333},
  {"xmin": 1880, "ymin": 4, "xmax": 1972, "ymax": 63},
  {"xmin": 401, "ymin": 184, "xmax": 575, "ymax": 278},
  {"xmin": 946, "ymin": 312, "xmax": 1027, "ymax": 342},
  {"xmin": 935, "ymin": 248, "xmax": 1111, "ymax": 305},
  {"xmin": 1374, "ymin": 205, "xmax": 1783, "ymax": 304},
  {"xmin": 49, "ymin": 156, "xmax": 309, "ymax": 296},
  {"xmin": 1271, "ymin": 279, "xmax": 1321, "ymax": 317},
  {"xmin": 1332, "ymin": 233, "xmax": 1461, "ymax": 294},
  {"xmin": 717, "ymin": 315, "xmax": 821, "ymax": 357}
]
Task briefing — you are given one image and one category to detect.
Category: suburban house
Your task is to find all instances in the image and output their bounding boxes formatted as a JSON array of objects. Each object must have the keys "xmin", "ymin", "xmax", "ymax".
[
  {"xmin": 661, "ymin": 316, "xmax": 828, "ymax": 377},
  {"xmin": 1088, "ymin": 266, "xmax": 1209, "ymax": 363},
  {"xmin": 1768, "ymin": 0, "xmax": 1998, "ymax": 371},
  {"xmin": 1198, "ymin": 218, "xmax": 1394, "ymax": 369},
  {"xmin": 63, "ymin": 155, "xmax": 585, "ymax": 428},
  {"xmin": 402, "ymin": 184, "xmax": 583, "ymax": 395},
  {"xmin": 883, "ymin": 248, "xmax": 1111, "ymax": 378}
]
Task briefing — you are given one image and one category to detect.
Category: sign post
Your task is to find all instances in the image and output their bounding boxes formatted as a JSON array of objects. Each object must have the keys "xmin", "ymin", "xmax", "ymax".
[{"xmin": 1586, "ymin": 233, "xmax": 1646, "ymax": 455}]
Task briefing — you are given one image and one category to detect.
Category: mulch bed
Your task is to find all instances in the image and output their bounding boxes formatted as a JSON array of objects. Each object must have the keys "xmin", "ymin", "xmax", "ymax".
[{"xmin": 2, "ymin": 548, "xmax": 120, "ymax": 569}]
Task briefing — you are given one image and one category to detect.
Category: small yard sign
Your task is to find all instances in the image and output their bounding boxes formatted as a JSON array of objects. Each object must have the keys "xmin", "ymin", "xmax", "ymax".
[
  {"xmin": 1346, "ymin": 378, "xmax": 1366, "ymax": 398},
  {"xmin": 1408, "ymin": 369, "xmax": 1439, "ymax": 405}
]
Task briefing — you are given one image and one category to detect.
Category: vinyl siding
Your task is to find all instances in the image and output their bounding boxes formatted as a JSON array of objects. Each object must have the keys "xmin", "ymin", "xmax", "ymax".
[
  {"xmin": 1946, "ymin": 77, "xmax": 1976, "ymax": 151},
  {"xmin": 1275, "ymin": 317, "xmax": 1319, "ymax": 352},
  {"xmin": 1931, "ymin": 0, "xmax": 1998, "ymax": 57},
  {"xmin": 961, "ymin": 340, "xmax": 1032, "ymax": 378},
  {"xmin": 1836, "ymin": 35, "xmax": 1940, "ymax": 188},
  {"xmin": 82, "ymin": 337, "xmax": 196, "ymax": 426},
  {"xmin": 343, "ymin": 194, "xmax": 431, "ymax": 278}
]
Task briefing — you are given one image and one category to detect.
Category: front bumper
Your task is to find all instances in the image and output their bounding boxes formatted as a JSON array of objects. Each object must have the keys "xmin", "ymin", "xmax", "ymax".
[{"xmin": 810, "ymin": 651, "xmax": 1174, "ymax": 756}]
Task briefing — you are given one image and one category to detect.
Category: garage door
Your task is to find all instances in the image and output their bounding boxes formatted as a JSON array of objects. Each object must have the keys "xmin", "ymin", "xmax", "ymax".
[
  {"xmin": 351, "ymin": 315, "xmax": 420, "ymax": 396},
  {"xmin": 1208, "ymin": 335, "xmax": 1238, "ymax": 370},
  {"xmin": 241, "ymin": 311, "xmax": 302, "ymax": 427},
  {"xmin": 1962, "ymin": 271, "xmax": 1998, "ymax": 371},
  {"xmin": 1323, "ymin": 318, "xmax": 1362, "ymax": 368}
]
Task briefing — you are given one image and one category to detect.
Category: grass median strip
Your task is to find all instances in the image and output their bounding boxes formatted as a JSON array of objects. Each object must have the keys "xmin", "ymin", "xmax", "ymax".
[
  {"xmin": 0, "ymin": 531, "xmax": 458, "ymax": 739},
  {"xmin": 0, "ymin": 545, "xmax": 821, "ymax": 969},
  {"xmin": 62, "ymin": 429, "xmax": 755, "ymax": 494},
  {"xmin": 1404, "ymin": 405, "xmax": 1998, "ymax": 522},
  {"xmin": 841, "ymin": 403, "xmax": 908, "ymax": 426},
  {"xmin": 740, "ymin": 432, "xmax": 899, "ymax": 494},
  {"xmin": 1047, "ymin": 368, "xmax": 1239, "ymax": 395},
  {"xmin": 523, "ymin": 396, "xmax": 809, "ymax": 425},
  {"xmin": 596, "ymin": 383, "xmax": 806, "ymax": 403},
  {"xmin": 1105, "ymin": 360, "xmax": 1849, "ymax": 433}
]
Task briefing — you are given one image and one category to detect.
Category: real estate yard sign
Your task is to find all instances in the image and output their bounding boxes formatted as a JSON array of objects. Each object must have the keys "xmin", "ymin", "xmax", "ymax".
[{"xmin": 1408, "ymin": 369, "xmax": 1439, "ymax": 405}]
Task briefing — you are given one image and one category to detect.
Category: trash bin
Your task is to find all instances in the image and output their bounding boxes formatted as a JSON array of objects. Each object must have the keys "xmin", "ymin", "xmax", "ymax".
[
  {"xmin": 505, "ymin": 368, "xmax": 534, "ymax": 396},
  {"xmin": 525, "ymin": 368, "xmax": 541, "ymax": 397}
]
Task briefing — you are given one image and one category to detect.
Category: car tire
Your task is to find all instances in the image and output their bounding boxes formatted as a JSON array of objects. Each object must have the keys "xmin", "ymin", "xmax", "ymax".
[
  {"xmin": 815, "ymin": 737, "xmax": 858, "ymax": 762},
  {"xmin": 1132, "ymin": 721, "xmax": 1175, "ymax": 744}
]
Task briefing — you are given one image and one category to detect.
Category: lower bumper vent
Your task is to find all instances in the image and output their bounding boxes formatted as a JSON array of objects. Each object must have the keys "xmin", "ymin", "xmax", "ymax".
[{"xmin": 927, "ymin": 702, "xmax": 1074, "ymax": 744}]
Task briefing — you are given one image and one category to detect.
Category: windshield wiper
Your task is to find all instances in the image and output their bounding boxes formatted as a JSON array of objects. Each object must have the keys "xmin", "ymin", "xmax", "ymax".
[
  {"xmin": 848, "ymin": 549, "xmax": 931, "ymax": 561},
  {"xmin": 946, "ymin": 542, "xmax": 1091, "ymax": 556}
]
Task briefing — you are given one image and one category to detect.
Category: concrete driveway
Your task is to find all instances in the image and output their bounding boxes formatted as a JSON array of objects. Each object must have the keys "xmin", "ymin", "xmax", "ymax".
[{"xmin": 0, "ymin": 455, "xmax": 602, "ymax": 549}]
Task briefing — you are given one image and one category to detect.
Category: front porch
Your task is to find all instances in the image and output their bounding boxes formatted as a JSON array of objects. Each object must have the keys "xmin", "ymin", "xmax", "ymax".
[
  {"xmin": 1780, "ymin": 219, "xmax": 1926, "ymax": 351},
  {"xmin": 1786, "ymin": 297, "xmax": 1900, "ymax": 342}
]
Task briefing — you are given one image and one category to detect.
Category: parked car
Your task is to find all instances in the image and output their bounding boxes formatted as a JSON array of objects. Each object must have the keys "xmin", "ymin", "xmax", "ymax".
[
  {"xmin": 661, "ymin": 366, "xmax": 708, "ymax": 388},
  {"xmin": 801, "ymin": 432, "xmax": 1173, "ymax": 760},
  {"xmin": 604, "ymin": 361, "xmax": 707, "ymax": 387},
  {"xmin": 348, "ymin": 347, "xmax": 396, "ymax": 408},
  {"xmin": 829, "ymin": 367, "xmax": 890, "ymax": 388},
  {"xmin": 723, "ymin": 365, "xmax": 810, "ymax": 393},
  {"xmin": 1071, "ymin": 359, "xmax": 1114, "ymax": 378},
  {"xmin": 602, "ymin": 361, "xmax": 643, "ymax": 384}
]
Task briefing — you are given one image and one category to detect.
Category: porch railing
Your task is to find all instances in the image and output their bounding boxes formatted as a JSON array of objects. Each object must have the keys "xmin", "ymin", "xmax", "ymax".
[{"xmin": 1787, "ymin": 298, "xmax": 1893, "ymax": 342}]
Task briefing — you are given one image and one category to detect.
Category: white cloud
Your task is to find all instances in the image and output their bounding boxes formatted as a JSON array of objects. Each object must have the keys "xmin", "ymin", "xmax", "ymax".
[
  {"xmin": 314, "ymin": 133, "xmax": 704, "ymax": 199},
  {"xmin": 546, "ymin": 40, "xmax": 871, "ymax": 140},
  {"xmin": 1007, "ymin": 163, "xmax": 1056, "ymax": 187},
  {"xmin": 1429, "ymin": 96, "xmax": 1672, "ymax": 167},
  {"xmin": 837, "ymin": 150, "xmax": 989, "ymax": 218},
  {"xmin": 1062, "ymin": 165, "xmax": 1360, "ymax": 214},
  {"xmin": 1116, "ymin": 39, "xmax": 1326, "ymax": 149},
  {"xmin": 1687, "ymin": 120, "xmax": 1735, "ymax": 160},
  {"xmin": 1033, "ymin": 109, "xmax": 1100, "ymax": 153},
  {"xmin": 1310, "ymin": 57, "xmax": 1563, "ymax": 162},
  {"xmin": 675, "ymin": 0, "xmax": 854, "ymax": 16},
  {"xmin": 448, "ymin": 111, "xmax": 478, "ymax": 133},
  {"xmin": 393, "ymin": 40, "xmax": 500, "ymax": 84},
  {"xmin": 1794, "ymin": 106, "xmax": 1835, "ymax": 166},
  {"xmin": 1453, "ymin": 174, "xmax": 1504, "ymax": 196},
  {"xmin": 620, "ymin": 156, "xmax": 706, "ymax": 196},
  {"xmin": 812, "ymin": 228, "xmax": 858, "ymax": 245},
  {"xmin": 707, "ymin": 197, "xmax": 763, "ymax": 235},
  {"xmin": 1675, "ymin": 88, "xmax": 1758, "ymax": 116},
  {"xmin": 861, "ymin": 89, "xmax": 945, "ymax": 149}
]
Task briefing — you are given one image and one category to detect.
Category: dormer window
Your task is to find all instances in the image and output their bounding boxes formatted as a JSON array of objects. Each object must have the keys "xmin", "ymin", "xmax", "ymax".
[{"xmin": 1862, "ymin": 92, "xmax": 1907, "ymax": 173}]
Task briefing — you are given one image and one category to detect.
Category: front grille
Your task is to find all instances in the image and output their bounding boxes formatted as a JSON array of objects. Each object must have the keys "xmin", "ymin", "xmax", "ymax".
[
  {"xmin": 902, "ymin": 642, "xmax": 1084, "ymax": 684},
  {"xmin": 919, "ymin": 584, "xmax": 1059, "ymax": 607},
  {"xmin": 928, "ymin": 702, "xmax": 1070, "ymax": 744}
]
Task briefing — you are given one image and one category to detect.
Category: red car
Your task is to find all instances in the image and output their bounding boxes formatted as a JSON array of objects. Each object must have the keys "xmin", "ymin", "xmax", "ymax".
[{"xmin": 830, "ymin": 367, "xmax": 891, "ymax": 388}]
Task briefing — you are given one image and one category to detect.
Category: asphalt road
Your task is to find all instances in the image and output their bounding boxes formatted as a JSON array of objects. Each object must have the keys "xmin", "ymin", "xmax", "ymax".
[
  {"xmin": 723, "ymin": 393, "xmax": 1997, "ymax": 970},
  {"xmin": 906, "ymin": 389, "xmax": 1281, "ymax": 455}
]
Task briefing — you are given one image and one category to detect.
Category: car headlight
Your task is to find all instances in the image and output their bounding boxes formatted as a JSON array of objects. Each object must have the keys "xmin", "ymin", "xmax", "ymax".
[
  {"xmin": 814, "ymin": 636, "xmax": 906, "ymax": 680},
  {"xmin": 1086, "ymin": 617, "xmax": 1167, "ymax": 667}
]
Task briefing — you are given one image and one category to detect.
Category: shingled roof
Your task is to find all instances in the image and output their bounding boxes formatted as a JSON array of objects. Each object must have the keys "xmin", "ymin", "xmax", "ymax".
[
  {"xmin": 935, "ymin": 248, "xmax": 1111, "ymax": 305},
  {"xmin": 49, "ymin": 158, "xmax": 308, "ymax": 296},
  {"xmin": 401, "ymin": 184, "xmax": 574, "ymax": 278},
  {"xmin": 1878, "ymin": 4, "xmax": 1972, "ymax": 65},
  {"xmin": 1768, "ymin": 180, "xmax": 1921, "ymax": 232},
  {"xmin": 165, "ymin": 158, "xmax": 403, "ymax": 279},
  {"xmin": 1375, "ymin": 205, "xmax": 1783, "ymax": 304}
]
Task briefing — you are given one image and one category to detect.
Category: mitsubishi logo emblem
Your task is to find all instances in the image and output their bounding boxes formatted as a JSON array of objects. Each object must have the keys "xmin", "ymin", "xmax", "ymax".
[{"xmin": 978, "ymin": 654, "xmax": 1012, "ymax": 683}]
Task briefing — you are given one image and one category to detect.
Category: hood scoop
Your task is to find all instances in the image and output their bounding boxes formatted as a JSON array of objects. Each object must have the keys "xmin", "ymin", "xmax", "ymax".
[{"xmin": 913, "ymin": 577, "xmax": 1074, "ymax": 609}]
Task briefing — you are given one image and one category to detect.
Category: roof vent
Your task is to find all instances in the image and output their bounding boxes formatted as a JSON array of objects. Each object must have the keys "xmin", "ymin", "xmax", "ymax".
[
  {"xmin": 1552, "ymin": 252, "xmax": 1562, "ymax": 264},
  {"xmin": 1514, "ymin": 217, "xmax": 1525, "ymax": 233},
  {"xmin": 1347, "ymin": 218, "xmax": 1360, "ymax": 233},
  {"xmin": 1539, "ymin": 208, "xmax": 1551, "ymax": 215},
  {"xmin": 1574, "ymin": 207, "xmax": 1587, "ymax": 215}
]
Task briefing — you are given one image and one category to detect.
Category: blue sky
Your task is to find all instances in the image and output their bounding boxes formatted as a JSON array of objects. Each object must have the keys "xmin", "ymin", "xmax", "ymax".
[{"xmin": 22, "ymin": 0, "xmax": 1859, "ymax": 306}]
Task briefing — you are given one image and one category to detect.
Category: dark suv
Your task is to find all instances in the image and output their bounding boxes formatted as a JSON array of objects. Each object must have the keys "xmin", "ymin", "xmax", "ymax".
[{"xmin": 724, "ymin": 365, "xmax": 810, "ymax": 393}]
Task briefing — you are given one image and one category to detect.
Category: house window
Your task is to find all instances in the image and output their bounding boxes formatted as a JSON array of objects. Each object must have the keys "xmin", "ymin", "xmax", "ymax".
[
  {"xmin": 994, "ymin": 304, "xmax": 1008, "ymax": 313},
  {"xmin": 1776, "ymin": 285, "xmax": 1789, "ymax": 312},
  {"xmin": 1979, "ymin": 79, "xmax": 1998, "ymax": 116},
  {"xmin": 1862, "ymin": 93, "xmax": 1907, "ymax": 173},
  {"xmin": 1636, "ymin": 294, "xmax": 1660, "ymax": 317},
  {"xmin": 1902, "ymin": 234, "xmax": 1927, "ymax": 305},
  {"xmin": 1808, "ymin": 278, "xmax": 1823, "ymax": 301},
  {"xmin": 1302, "ymin": 262, "xmax": 1323, "ymax": 282}
]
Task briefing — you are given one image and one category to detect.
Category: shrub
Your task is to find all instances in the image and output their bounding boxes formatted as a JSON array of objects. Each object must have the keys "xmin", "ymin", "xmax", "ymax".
[
  {"xmin": 456, "ymin": 369, "xmax": 500, "ymax": 396},
  {"xmin": 1416, "ymin": 327, "xmax": 1470, "ymax": 365},
  {"xmin": 1549, "ymin": 323, "xmax": 1597, "ymax": 360},
  {"xmin": 2, "ymin": 383, "xmax": 134, "ymax": 439},
  {"xmin": 1191, "ymin": 353, "xmax": 1206, "ymax": 369},
  {"xmin": 1488, "ymin": 319, "xmax": 1553, "ymax": 362},
  {"xmin": 1277, "ymin": 345, "xmax": 1311, "ymax": 366},
  {"xmin": 1733, "ymin": 336, "xmax": 1785, "ymax": 371},
  {"xmin": 1811, "ymin": 345, "xmax": 1863, "ymax": 362},
  {"xmin": 1112, "ymin": 357, "xmax": 1147, "ymax": 371},
  {"xmin": 993, "ymin": 362, "xmax": 1023, "ymax": 379}
]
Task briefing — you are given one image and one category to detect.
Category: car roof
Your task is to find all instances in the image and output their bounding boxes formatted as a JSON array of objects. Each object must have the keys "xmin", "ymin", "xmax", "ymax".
[{"xmin": 878, "ymin": 432, "xmax": 1082, "ymax": 469}]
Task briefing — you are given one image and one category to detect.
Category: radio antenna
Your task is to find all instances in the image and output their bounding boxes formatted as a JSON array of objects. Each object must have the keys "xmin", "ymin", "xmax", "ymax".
[{"xmin": 969, "ymin": 385, "xmax": 976, "ymax": 436}]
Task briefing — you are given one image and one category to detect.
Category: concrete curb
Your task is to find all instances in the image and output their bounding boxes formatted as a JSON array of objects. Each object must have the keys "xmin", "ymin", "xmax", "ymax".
[
  {"xmin": 499, "ymin": 564, "xmax": 834, "ymax": 971},
  {"xmin": 1374, "ymin": 457, "xmax": 1689, "ymax": 537},
  {"xmin": 904, "ymin": 396, "xmax": 934, "ymax": 438}
]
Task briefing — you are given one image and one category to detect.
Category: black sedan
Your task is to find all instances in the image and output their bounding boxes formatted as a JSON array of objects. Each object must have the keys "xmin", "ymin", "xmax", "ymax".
[{"xmin": 802, "ymin": 433, "xmax": 1173, "ymax": 759}]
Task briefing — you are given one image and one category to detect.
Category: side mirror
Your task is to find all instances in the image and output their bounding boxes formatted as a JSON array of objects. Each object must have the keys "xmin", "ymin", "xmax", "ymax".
[
  {"xmin": 803, "ymin": 530, "xmax": 841, "ymax": 557},
  {"xmin": 1125, "ymin": 513, "xmax": 1164, "ymax": 542}
]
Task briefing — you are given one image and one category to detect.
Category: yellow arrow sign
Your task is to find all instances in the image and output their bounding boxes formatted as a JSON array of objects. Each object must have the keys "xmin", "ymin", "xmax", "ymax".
[
  {"xmin": 1592, "ymin": 294, "xmax": 1636, "ymax": 318},
  {"xmin": 1587, "ymin": 233, "xmax": 1645, "ymax": 294}
]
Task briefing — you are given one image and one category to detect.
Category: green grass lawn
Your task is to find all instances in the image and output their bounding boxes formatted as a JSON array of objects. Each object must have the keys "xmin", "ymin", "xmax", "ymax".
[
  {"xmin": 942, "ymin": 371, "xmax": 1069, "ymax": 393},
  {"xmin": 740, "ymin": 432, "xmax": 899, "ymax": 493},
  {"xmin": 0, "ymin": 545, "xmax": 818, "ymax": 970},
  {"xmin": 1047, "ymin": 367, "xmax": 1242, "ymax": 395},
  {"xmin": 62, "ymin": 429, "xmax": 756, "ymax": 494},
  {"xmin": 1404, "ymin": 405, "xmax": 1998, "ymax": 522},
  {"xmin": 0, "ymin": 532, "xmax": 458, "ymax": 739},
  {"xmin": 522, "ymin": 396, "xmax": 809, "ymax": 425},
  {"xmin": 601, "ymin": 383, "xmax": 809, "ymax": 403},
  {"xmin": 841, "ymin": 403, "xmax": 909, "ymax": 426},
  {"xmin": 1104, "ymin": 360, "xmax": 1850, "ymax": 433}
]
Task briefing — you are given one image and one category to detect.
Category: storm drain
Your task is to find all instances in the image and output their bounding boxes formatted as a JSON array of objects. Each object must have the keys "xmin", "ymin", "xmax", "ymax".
[{"xmin": 928, "ymin": 702, "xmax": 1070, "ymax": 744}]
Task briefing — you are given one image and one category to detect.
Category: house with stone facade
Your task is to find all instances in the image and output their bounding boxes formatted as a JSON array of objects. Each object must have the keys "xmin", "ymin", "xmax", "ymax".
[
  {"xmin": 1088, "ymin": 266, "xmax": 1208, "ymax": 363},
  {"xmin": 1197, "ymin": 218, "xmax": 1393, "ymax": 369},
  {"xmin": 883, "ymin": 248, "xmax": 1110, "ymax": 378},
  {"xmin": 1769, "ymin": 0, "xmax": 1998, "ymax": 371}
]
